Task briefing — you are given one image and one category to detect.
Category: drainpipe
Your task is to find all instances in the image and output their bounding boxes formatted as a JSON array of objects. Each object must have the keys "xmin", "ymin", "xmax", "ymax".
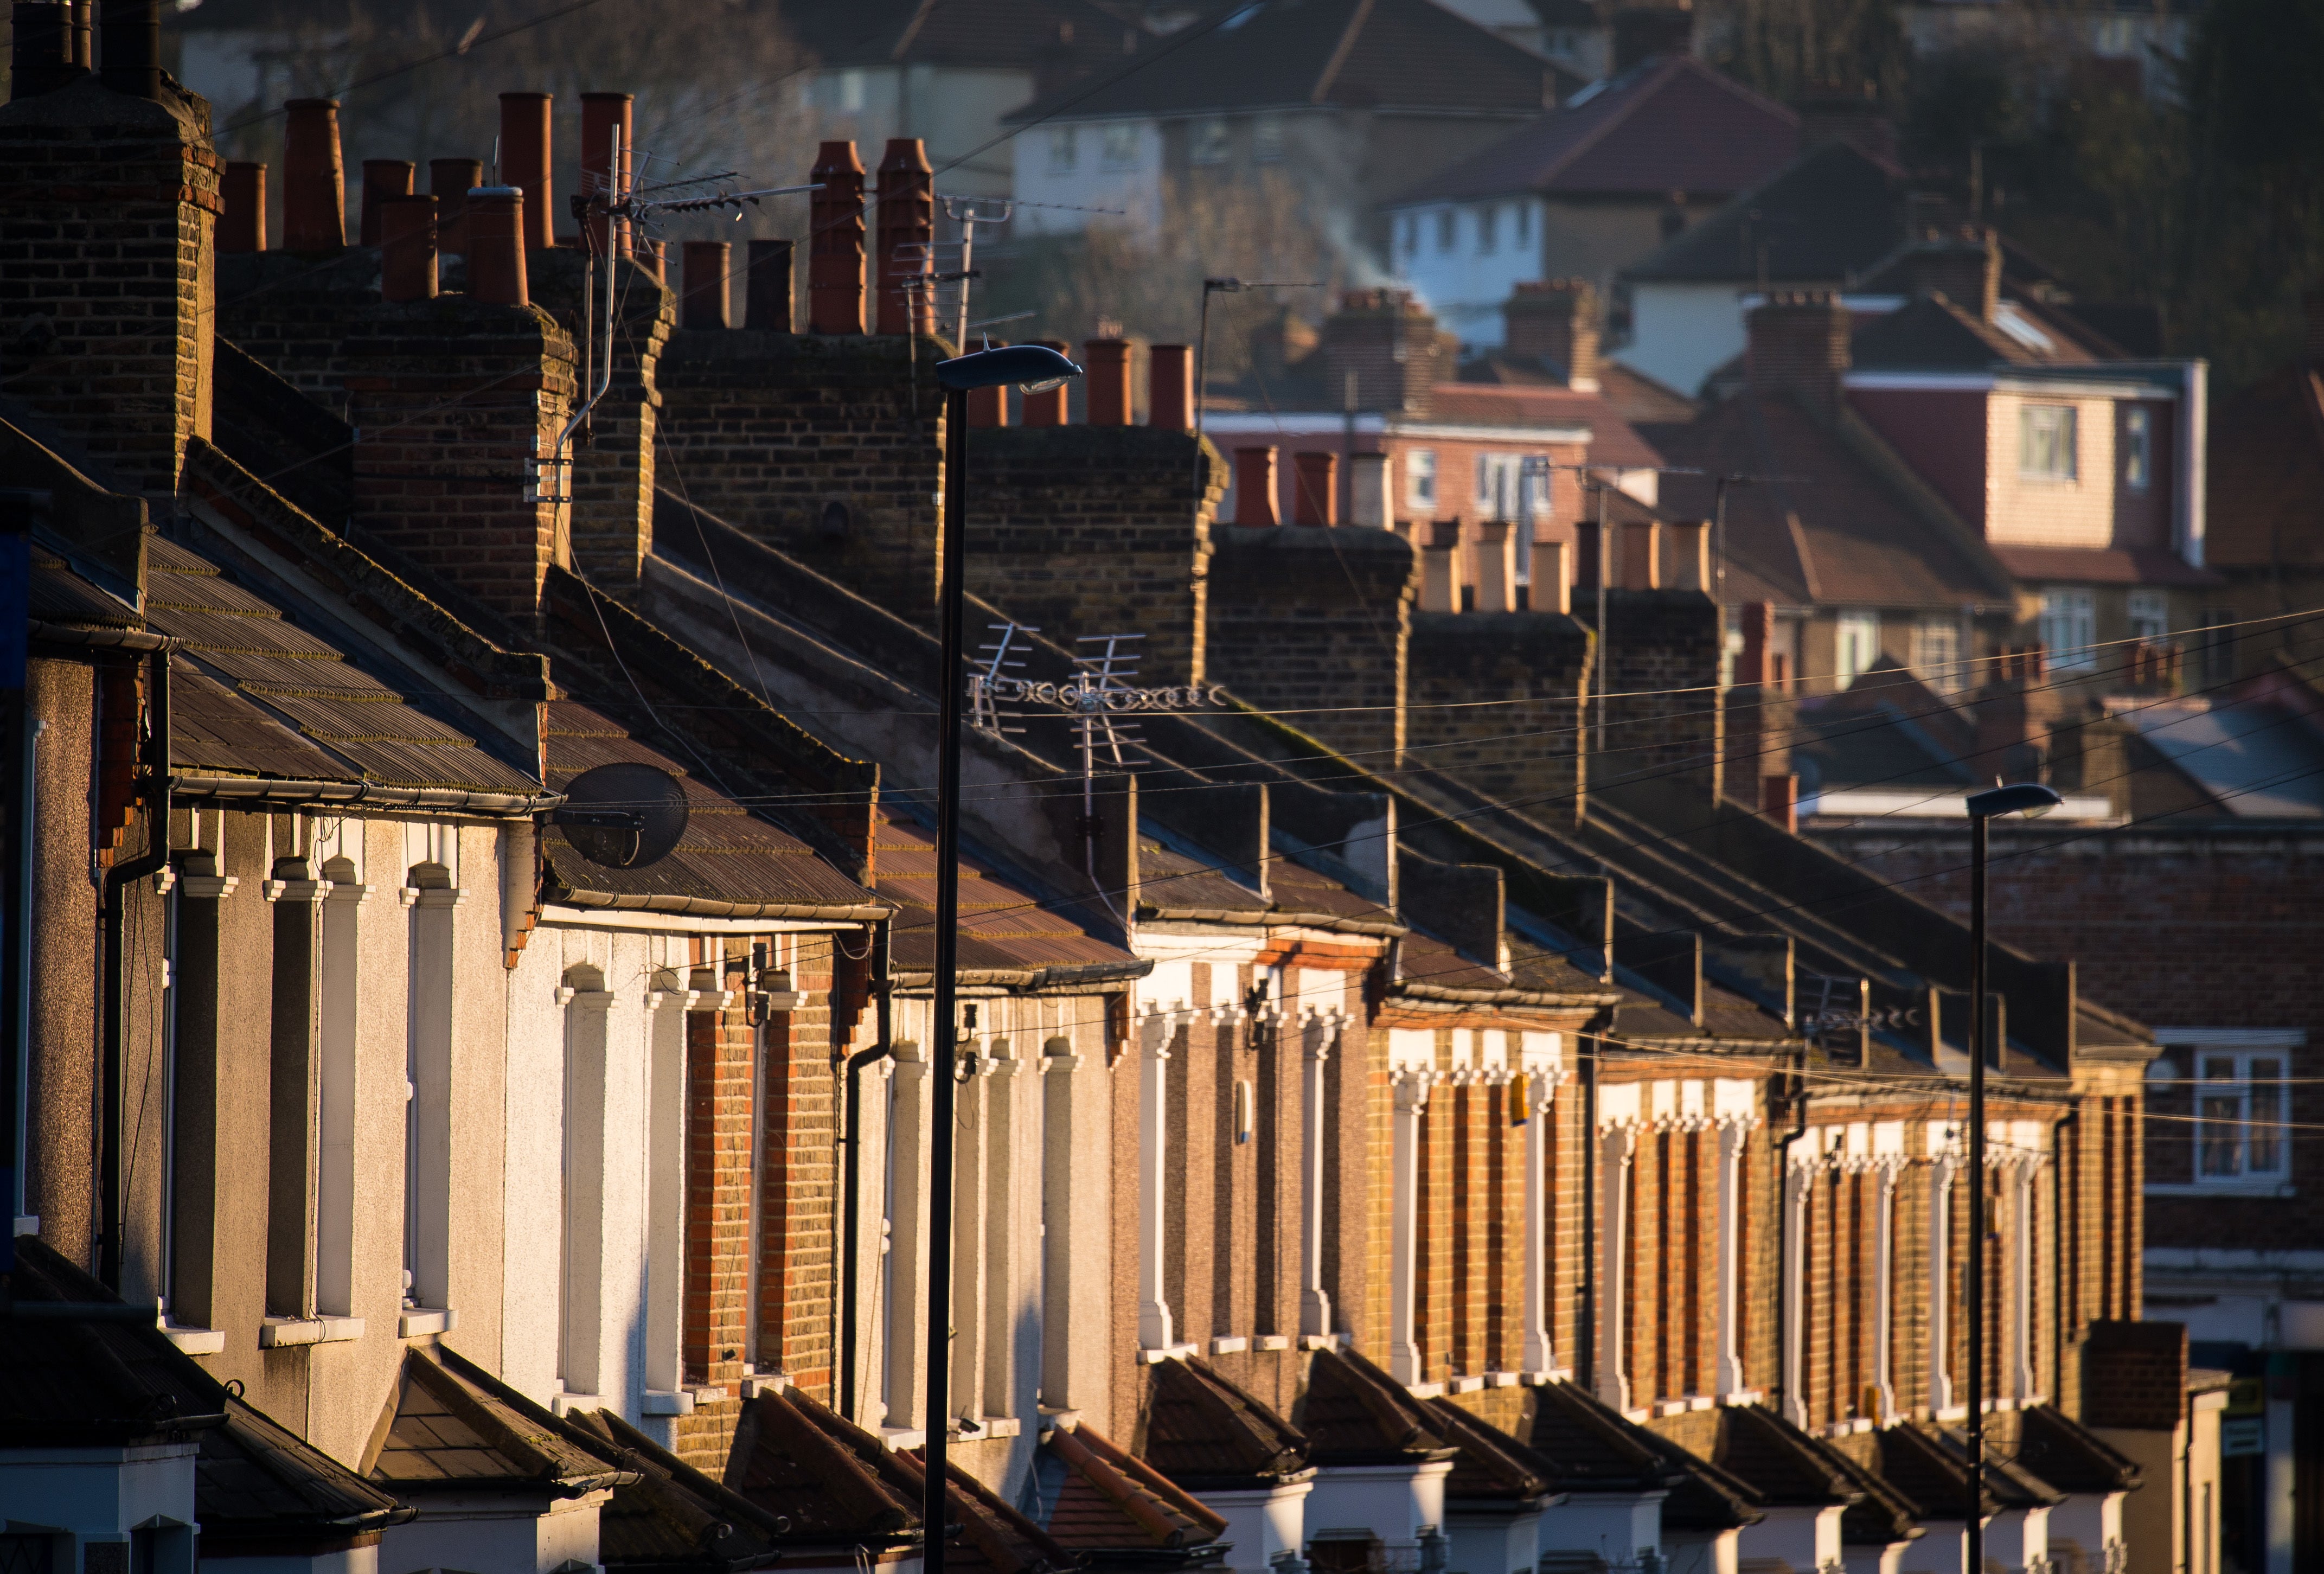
[
  {"xmin": 1769, "ymin": 1041, "xmax": 1810, "ymax": 1423},
  {"xmin": 839, "ymin": 919, "xmax": 894, "ymax": 1422},
  {"xmin": 98, "ymin": 640, "xmax": 172, "ymax": 1291},
  {"xmin": 2052, "ymin": 1105, "xmax": 2077, "ymax": 1404},
  {"xmin": 1578, "ymin": 1021, "xmax": 1598, "ymax": 1390}
]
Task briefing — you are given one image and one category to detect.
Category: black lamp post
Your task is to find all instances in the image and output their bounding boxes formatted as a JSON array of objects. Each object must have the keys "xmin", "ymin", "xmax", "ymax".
[
  {"xmin": 921, "ymin": 342, "xmax": 1080, "ymax": 1572},
  {"xmin": 1962, "ymin": 780, "xmax": 2060, "ymax": 1573}
]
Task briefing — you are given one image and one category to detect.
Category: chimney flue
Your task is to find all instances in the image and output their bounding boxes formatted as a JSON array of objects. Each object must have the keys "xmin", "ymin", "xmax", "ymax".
[
  {"xmin": 379, "ymin": 195, "xmax": 438, "ymax": 303},
  {"xmin": 282, "ymin": 99, "xmax": 347, "ymax": 254},
  {"xmin": 97, "ymin": 0, "xmax": 159, "ymax": 99},
  {"xmin": 498, "ymin": 92, "xmax": 554, "ymax": 252},
  {"xmin": 464, "ymin": 187, "xmax": 529, "ymax": 306},
  {"xmin": 682, "ymin": 241, "xmax": 731, "ymax": 329},
  {"xmin": 875, "ymin": 138, "xmax": 934, "ymax": 336},
  {"xmin": 1504, "ymin": 279, "xmax": 1600, "ymax": 389},
  {"xmin": 10, "ymin": 3, "xmax": 78, "ymax": 99},
  {"xmin": 1293, "ymin": 451, "xmax": 1337, "ymax": 525},
  {"xmin": 579, "ymin": 92, "xmax": 633, "ymax": 258},
  {"xmin": 430, "ymin": 158, "xmax": 481, "ymax": 253},
  {"xmin": 221, "ymin": 162, "xmax": 266, "ymax": 253},
  {"xmin": 1233, "ymin": 448, "xmax": 1279, "ymax": 526},
  {"xmin": 1321, "ymin": 290, "xmax": 1441, "ymax": 417},
  {"xmin": 1084, "ymin": 338, "xmax": 1131, "ymax": 425},
  {"xmin": 747, "ymin": 239, "xmax": 795, "ymax": 331},
  {"xmin": 360, "ymin": 159, "xmax": 414, "ymax": 247},
  {"xmin": 808, "ymin": 140, "xmax": 866, "ymax": 335},
  {"xmin": 1745, "ymin": 290, "xmax": 1850, "ymax": 414},
  {"xmin": 71, "ymin": 0, "xmax": 90, "ymax": 68},
  {"xmin": 1906, "ymin": 226, "xmax": 2000, "ymax": 323},
  {"xmin": 1148, "ymin": 344, "xmax": 1193, "ymax": 430}
]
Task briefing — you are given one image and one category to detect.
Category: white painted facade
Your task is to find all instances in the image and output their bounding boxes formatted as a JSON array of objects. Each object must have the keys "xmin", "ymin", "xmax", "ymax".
[
  {"xmin": 1386, "ymin": 199, "xmax": 1550, "ymax": 349},
  {"xmin": 1009, "ymin": 116, "xmax": 1168, "ymax": 241},
  {"xmin": 0, "ymin": 1442, "xmax": 200, "ymax": 1574}
]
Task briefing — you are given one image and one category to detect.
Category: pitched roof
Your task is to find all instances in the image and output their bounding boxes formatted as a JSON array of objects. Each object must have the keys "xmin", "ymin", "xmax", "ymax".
[
  {"xmin": 1851, "ymin": 293, "xmax": 2038, "ymax": 370},
  {"xmin": 0, "ymin": 1237, "xmax": 231, "ymax": 1450},
  {"xmin": 1647, "ymin": 394, "xmax": 2013, "ymax": 611},
  {"xmin": 1003, "ymin": 0, "xmax": 1562, "ymax": 123},
  {"xmin": 1513, "ymin": 1379, "xmax": 1686, "ymax": 1495},
  {"xmin": 1624, "ymin": 140, "xmax": 1906, "ymax": 286},
  {"xmin": 784, "ymin": 0, "xmax": 1149, "ymax": 72},
  {"xmin": 541, "ymin": 700, "xmax": 886, "ymax": 921},
  {"xmin": 875, "ymin": 801, "xmax": 1148, "ymax": 987},
  {"xmin": 1036, "ymin": 1422, "xmax": 1233, "ymax": 1560},
  {"xmin": 1297, "ymin": 1348, "xmax": 1457, "ymax": 1467},
  {"xmin": 565, "ymin": 1407, "xmax": 800, "ymax": 1571},
  {"xmin": 1423, "ymin": 1398, "xmax": 1557, "ymax": 1502},
  {"xmin": 1390, "ymin": 53, "xmax": 1798, "ymax": 206},
  {"xmin": 1138, "ymin": 1356, "xmax": 1311, "ymax": 1490},
  {"xmin": 363, "ymin": 1346, "xmax": 633, "ymax": 1499},
  {"xmin": 145, "ymin": 532, "xmax": 545, "ymax": 794},
  {"xmin": 1418, "ymin": 385, "xmax": 1666, "ymax": 468},
  {"xmin": 1701, "ymin": 1405, "xmax": 1859, "ymax": 1509},
  {"xmin": 198, "ymin": 1399, "xmax": 413, "ymax": 1554},
  {"xmin": 2010, "ymin": 1405, "xmax": 2143, "ymax": 1496},
  {"xmin": 1986, "ymin": 546, "xmax": 2221, "ymax": 588},
  {"xmin": 2206, "ymin": 363, "xmax": 2324, "ymax": 571}
]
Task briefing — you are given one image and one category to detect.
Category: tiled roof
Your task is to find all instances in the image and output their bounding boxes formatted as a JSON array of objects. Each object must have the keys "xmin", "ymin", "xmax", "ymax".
[
  {"xmin": 1986, "ymin": 545, "xmax": 2221, "ymax": 588},
  {"xmin": 1139, "ymin": 835, "xmax": 1273, "ymax": 917},
  {"xmin": 142, "ymin": 533, "xmax": 542, "ymax": 794},
  {"xmin": 364, "ymin": 1346, "xmax": 632, "ymax": 1498},
  {"xmin": 2207, "ymin": 364, "xmax": 2324, "ymax": 570},
  {"xmin": 1039, "ymin": 1422, "xmax": 1231, "ymax": 1556},
  {"xmin": 1003, "ymin": 0, "xmax": 1562, "ymax": 122},
  {"xmin": 875, "ymin": 801, "xmax": 1147, "ymax": 986},
  {"xmin": 1701, "ymin": 1405, "xmax": 1859, "ymax": 1508},
  {"xmin": 2010, "ymin": 1405, "xmax": 2143, "ymax": 1496},
  {"xmin": 1390, "ymin": 54, "xmax": 1798, "ymax": 206},
  {"xmin": 1512, "ymin": 1379, "xmax": 1682, "ymax": 1495},
  {"xmin": 0, "ymin": 1238, "xmax": 231, "ymax": 1449},
  {"xmin": 783, "ymin": 0, "xmax": 1149, "ymax": 72},
  {"xmin": 723, "ymin": 1390, "xmax": 917, "ymax": 1547},
  {"xmin": 1865, "ymin": 1422, "xmax": 1996, "ymax": 1518},
  {"xmin": 1418, "ymin": 386, "xmax": 1666, "ymax": 470},
  {"xmin": 1423, "ymin": 1399, "xmax": 1557, "ymax": 1502},
  {"xmin": 540, "ymin": 701, "xmax": 885, "ymax": 920},
  {"xmin": 199, "ymin": 1399, "xmax": 412, "ymax": 1552},
  {"xmin": 565, "ymin": 1406, "xmax": 798, "ymax": 1569},
  {"xmin": 1624, "ymin": 141, "xmax": 1906, "ymax": 286},
  {"xmin": 1458, "ymin": 356, "xmax": 1704, "ymax": 428},
  {"xmin": 1851, "ymin": 293, "xmax": 2040, "ymax": 370},
  {"xmin": 29, "ymin": 545, "xmax": 140, "ymax": 629},
  {"xmin": 1297, "ymin": 1347, "xmax": 1456, "ymax": 1467},
  {"xmin": 1648, "ymin": 395, "xmax": 2012, "ymax": 611},
  {"xmin": 1139, "ymin": 1356, "xmax": 1310, "ymax": 1490}
]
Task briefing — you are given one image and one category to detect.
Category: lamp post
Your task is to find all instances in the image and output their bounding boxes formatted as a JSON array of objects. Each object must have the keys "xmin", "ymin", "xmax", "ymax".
[
  {"xmin": 1963, "ymin": 780, "xmax": 2061, "ymax": 1574},
  {"xmin": 923, "ymin": 343, "xmax": 1081, "ymax": 1574}
]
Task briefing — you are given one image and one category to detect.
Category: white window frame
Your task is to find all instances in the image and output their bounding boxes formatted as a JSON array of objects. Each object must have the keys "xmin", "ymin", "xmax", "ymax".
[
  {"xmin": 2194, "ymin": 1051, "xmax": 2290, "ymax": 1187},
  {"xmin": 1515, "ymin": 202, "xmax": 1532, "ymax": 246},
  {"xmin": 1912, "ymin": 616, "xmax": 1962, "ymax": 693},
  {"xmin": 2040, "ymin": 587, "xmax": 2098, "ymax": 670},
  {"xmin": 2123, "ymin": 406, "xmax": 2153, "ymax": 492},
  {"xmin": 1100, "ymin": 123, "xmax": 1139, "ymax": 170},
  {"xmin": 1436, "ymin": 209, "xmax": 1455, "ymax": 253},
  {"xmin": 1190, "ymin": 116, "xmax": 1231, "ymax": 165},
  {"xmin": 2019, "ymin": 402, "xmax": 2079, "ymax": 481},
  {"xmin": 1836, "ymin": 610, "xmax": 1880, "ymax": 687},
  {"xmin": 1477, "ymin": 203, "xmax": 1498, "ymax": 255},
  {"xmin": 2128, "ymin": 588, "xmax": 2169, "ymax": 642},
  {"xmin": 1401, "ymin": 214, "xmax": 1419, "ymax": 257},
  {"xmin": 1048, "ymin": 125, "xmax": 1079, "ymax": 174},
  {"xmin": 2146, "ymin": 1031, "xmax": 2303, "ymax": 1197},
  {"xmin": 1407, "ymin": 448, "xmax": 1437, "ymax": 510}
]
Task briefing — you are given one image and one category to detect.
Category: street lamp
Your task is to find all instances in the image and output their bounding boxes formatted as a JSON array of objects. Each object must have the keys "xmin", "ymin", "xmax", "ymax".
[
  {"xmin": 1963, "ymin": 780, "xmax": 2061, "ymax": 1574},
  {"xmin": 922, "ymin": 342, "xmax": 1081, "ymax": 1574}
]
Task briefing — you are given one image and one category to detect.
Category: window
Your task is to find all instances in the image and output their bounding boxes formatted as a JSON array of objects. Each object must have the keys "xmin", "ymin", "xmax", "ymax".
[
  {"xmin": 1407, "ymin": 449, "xmax": 1437, "ymax": 509},
  {"xmin": 1101, "ymin": 123, "xmax": 1139, "ymax": 169},
  {"xmin": 2194, "ymin": 1053, "xmax": 2288, "ymax": 1184},
  {"xmin": 1436, "ymin": 209, "xmax": 1456, "ymax": 253},
  {"xmin": 1475, "ymin": 453, "xmax": 1520, "ymax": 519},
  {"xmin": 2197, "ymin": 606, "xmax": 2237, "ymax": 683},
  {"xmin": 1515, "ymin": 202, "xmax": 1531, "ymax": 245},
  {"xmin": 1836, "ymin": 610, "xmax": 1880, "ymax": 687},
  {"xmin": 1912, "ymin": 617, "xmax": 1962, "ymax": 692},
  {"xmin": 2040, "ymin": 587, "xmax": 2097, "ymax": 669},
  {"xmin": 1401, "ymin": 214, "xmax": 1419, "ymax": 257},
  {"xmin": 1252, "ymin": 115, "xmax": 1284, "ymax": 162},
  {"xmin": 1477, "ymin": 204, "xmax": 1498, "ymax": 255},
  {"xmin": 2019, "ymin": 403, "xmax": 2079, "ymax": 481},
  {"xmin": 1048, "ymin": 126, "xmax": 1078, "ymax": 173},
  {"xmin": 1190, "ymin": 116, "xmax": 1231, "ymax": 165},
  {"xmin": 2129, "ymin": 588, "xmax": 2169, "ymax": 642},
  {"xmin": 2123, "ymin": 406, "xmax": 2152, "ymax": 492}
]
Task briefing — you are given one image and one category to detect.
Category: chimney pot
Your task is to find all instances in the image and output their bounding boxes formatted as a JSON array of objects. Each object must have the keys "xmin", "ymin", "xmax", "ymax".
[
  {"xmin": 1620, "ymin": 519, "xmax": 1662, "ymax": 590},
  {"xmin": 1147, "ymin": 344, "xmax": 1193, "ymax": 430},
  {"xmin": 1504, "ymin": 279, "xmax": 1600, "ymax": 389},
  {"xmin": 359, "ymin": 159, "xmax": 414, "ymax": 247},
  {"xmin": 69, "ymin": 0, "xmax": 88, "ymax": 67},
  {"xmin": 1022, "ymin": 341, "xmax": 1072, "ymax": 426},
  {"xmin": 1348, "ymin": 451, "xmax": 1392, "ymax": 528},
  {"xmin": 9, "ymin": 2, "xmax": 79, "ymax": 99},
  {"xmin": 808, "ymin": 140, "xmax": 867, "ymax": 335},
  {"xmin": 282, "ymin": 98, "xmax": 347, "ymax": 254},
  {"xmin": 1737, "ymin": 602, "xmax": 1774, "ymax": 685},
  {"xmin": 221, "ymin": 161, "xmax": 266, "ymax": 253},
  {"xmin": 429, "ymin": 158, "xmax": 482, "ymax": 253},
  {"xmin": 1292, "ymin": 451, "xmax": 1337, "ymax": 525},
  {"xmin": 579, "ymin": 92, "xmax": 633, "ymax": 258},
  {"xmin": 1321, "ymin": 289, "xmax": 1442, "ymax": 418},
  {"xmin": 97, "ymin": 0, "xmax": 159, "ymax": 99},
  {"xmin": 464, "ymin": 187, "xmax": 529, "ymax": 306},
  {"xmin": 1233, "ymin": 447, "xmax": 1279, "ymax": 526},
  {"xmin": 1420, "ymin": 523, "xmax": 1464, "ymax": 611},
  {"xmin": 682, "ymin": 241, "xmax": 731, "ymax": 329},
  {"xmin": 379, "ymin": 195, "xmax": 438, "ymax": 303},
  {"xmin": 1475, "ymin": 519, "xmax": 1516, "ymax": 609},
  {"xmin": 1761, "ymin": 773, "xmax": 1799, "ymax": 833},
  {"xmin": 968, "ymin": 374, "xmax": 1009, "ymax": 428},
  {"xmin": 1745, "ymin": 290, "xmax": 1850, "ymax": 413},
  {"xmin": 1663, "ymin": 520, "xmax": 1709, "ymax": 592},
  {"xmin": 1530, "ymin": 539, "xmax": 1571, "ymax": 615},
  {"xmin": 875, "ymin": 138, "xmax": 934, "ymax": 336},
  {"xmin": 497, "ymin": 92, "xmax": 555, "ymax": 251},
  {"xmin": 1084, "ymin": 338, "xmax": 1132, "ymax": 425},
  {"xmin": 642, "ymin": 237, "xmax": 665, "ymax": 284},
  {"xmin": 1907, "ymin": 226, "xmax": 2000, "ymax": 323},
  {"xmin": 747, "ymin": 239, "xmax": 795, "ymax": 331}
]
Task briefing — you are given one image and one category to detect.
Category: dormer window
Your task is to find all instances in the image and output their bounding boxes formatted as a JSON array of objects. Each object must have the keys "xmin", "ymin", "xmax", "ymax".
[
  {"xmin": 2123, "ymin": 406, "xmax": 2152, "ymax": 492},
  {"xmin": 2019, "ymin": 404, "xmax": 2078, "ymax": 481}
]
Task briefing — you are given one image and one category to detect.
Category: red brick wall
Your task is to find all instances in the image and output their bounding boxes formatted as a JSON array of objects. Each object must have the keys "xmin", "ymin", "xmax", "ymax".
[{"xmin": 758, "ymin": 935, "xmax": 837, "ymax": 1400}]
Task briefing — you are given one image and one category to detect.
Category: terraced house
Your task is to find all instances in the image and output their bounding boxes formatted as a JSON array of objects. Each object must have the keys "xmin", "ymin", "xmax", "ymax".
[{"xmin": 0, "ymin": 15, "xmax": 2220, "ymax": 1574}]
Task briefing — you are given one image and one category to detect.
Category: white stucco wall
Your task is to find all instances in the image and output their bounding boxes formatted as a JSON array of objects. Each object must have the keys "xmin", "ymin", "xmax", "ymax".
[{"xmin": 1615, "ymin": 281, "xmax": 1749, "ymax": 398}]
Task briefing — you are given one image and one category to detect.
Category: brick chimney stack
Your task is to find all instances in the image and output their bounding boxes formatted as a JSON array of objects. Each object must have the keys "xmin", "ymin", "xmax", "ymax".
[
  {"xmin": 10, "ymin": 1, "xmax": 80, "ymax": 98},
  {"xmin": 498, "ymin": 92, "xmax": 554, "ymax": 251},
  {"xmin": 1504, "ymin": 279, "xmax": 1600, "ymax": 389},
  {"xmin": 282, "ymin": 99, "xmax": 346, "ymax": 253},
  {"xmin": 1321, "ymin": 290, "xmax": 1441, "ymax": 417},
  {"xmin": 1746, "ymin": 291, "xmax": 1851, "ymax": 414},
  {"xmin": 809, "ymin": 140, "xmax": 866, "ymax": 334},
  {"xmin": 1906, "ymin": 226, "xmax": 2000, "ymax": 322},
  {"xmin": 579, "ymin": 92, "xmax": 632, "ymax": 258},
  {"xmin": 875, "ymin": 138, "xmax": 933, "ymax": 336}
]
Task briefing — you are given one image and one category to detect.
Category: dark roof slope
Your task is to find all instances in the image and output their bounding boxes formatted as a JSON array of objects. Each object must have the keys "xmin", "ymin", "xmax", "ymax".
[
  {"xmin": 1515, "ymin": 1379, "xmax": 1686, "ymax": 1495},
  {"xmin": 2011, "ymin": 1405, "xmax": 2143, "ymax": 1496},
  {"xmin": 784, "ymin": 0, "xmax": 1148, "ymax": 72},
  {"xmin": 1704, "ymin": 1405, "xmax": 1859, "ymax": 1508},
  {"xmin": 541, "ymin": 701, "xmax": 884, "ymax": 922},
  {"xmin": 0, "ymin": 1238, "xmax": 231, "ymax": 1449},
  {"xmin": 363, "ymin": 1346, "xmax": 632, "ymax": 1499},
  {"xmin": 1036, "ymin": 1422, "xmax": 1232, "ymax": 1563},
  {"xmin": 1851, "ymin": 292, "xmax": 2038, "ymax": 370},
  {"xmin": 199, "ymin": 1399, "xmax": 413, "ymax": 1555},
  {"xmin": 1393, "ymin": 53, "xmax": 1797, "ymax": 206},
  {"xmin": 566, "ymin": 1407, "xmax": 798, "ymax": 1572},
  {"xmin": 1424, "ymin": 1399, "xmax": 1557, "ymax": 1502},
  {"xmin": 1625, "ymin": 140, "xmax": 1905, "ymax": 286},
  {"xmin": 1004, "ymin": 0, "xmax": 1561, "ymax": 121},
  {"xmin": 1297, "ymin": 1348, "xmax": 1457, "ymax": 1467},
  {"xmin": 1139, "ymin": 1357, "xmax": 1311, "ymax": 1491},
  {"xmin": 2207, "ymin": 364, "xmax": 2324, "ymax": 572}
]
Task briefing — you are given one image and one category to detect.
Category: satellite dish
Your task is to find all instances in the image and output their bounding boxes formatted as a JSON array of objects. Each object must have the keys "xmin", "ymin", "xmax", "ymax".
[{"xmin": 551, "ymin": 762, "xmax": 689, "ymax": 869}]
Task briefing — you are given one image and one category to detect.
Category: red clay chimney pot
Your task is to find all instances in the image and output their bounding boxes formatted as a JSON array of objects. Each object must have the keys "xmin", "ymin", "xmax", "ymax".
[
  {"xmin": 358, "ymin": 159, "xmax": 413, "ymax": 247},
  {"xmin": 1084, "ymin": 338, "xmax": 1132, "ymax": 425},
  {"xmin": 1293, "ymin": 451, "xmax": 1337, "ymax": 525},
  {"xmin": 579, "ymin": 92, "xmax": 633, "ymax": 259},
  {"xmin": 875, "ymin": 138, "xmax": 934, "ymax": 336},
  {"xmin": 1022, "ymin": 340, "xmax": 1071, "ymax": 426},
  {"xmin": 497, "ymin": 92, "xmax": 554, "ymax": 252},
  {"xmin": 808, "ymin": 140, "xmax": 867, "ymax": 335},
  {"xmin": 378, "ymin": 195, "xmax": 438, "ymax": 303},
  {"xmin": 282, "ymin": 98, "xmax": 347, "ymax": 254},
  {"xmin": 430, "ymin": 158, "xmax": 482, "ymax": 253},
  {"xmin": 1147, "ymin": 344, "xmax": 1193, "ymax": 430},
  {"xmin": 220, "ymin": 161, "xmax": 266, "ymax": 254},
  {"xmin": 464, "ymin": 187, "xmax": 529, "ymax": 306},
  {"xmin": 682, "ymin": 241, "xmax": 731, "ymax": 329},
  {"xmin": 1234, "ymin": 447, "xmax": 1280, "ymax": 526}
]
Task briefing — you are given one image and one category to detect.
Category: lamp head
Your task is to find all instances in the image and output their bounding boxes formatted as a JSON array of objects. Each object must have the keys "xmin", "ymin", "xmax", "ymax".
[
  {"xmin": 935, "ymin": 342, "xmax": 1083, "ymax": 394},
  {"xmin": 1967, "ymin": 782, "xmax": 2062, "ymax": 820}
]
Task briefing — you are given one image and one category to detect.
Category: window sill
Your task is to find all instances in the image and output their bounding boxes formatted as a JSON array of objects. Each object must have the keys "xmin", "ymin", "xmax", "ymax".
[
  {"xmin": 550, "ymin": 1391, "xmax": 605, "ymax": 1417},
  {"xmin": 260, "ymin": 1315, "xmax": 364, "ymax": 1348},
  {"xmin": 642, "ymin": 1390, "xmax": 695, "ymax": 1417},
  {"xmin": 162, "ymin": 1320, "xmax": 226, "ymax": 1356},
  {"xmin": 2146, "ymin": 1182, "xmax": 2295, "ymax": 1199},
  {"xmin": 399, "ymin": 1306, "xmax": 458, "ymax": 1338}
]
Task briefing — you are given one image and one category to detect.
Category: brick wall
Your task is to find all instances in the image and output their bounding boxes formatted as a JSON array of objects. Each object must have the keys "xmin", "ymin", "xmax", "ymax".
[
  {"xmin": 1582, "ymin": 588, "xmax": 1724, "ymax": 804},
  {"xmin": 214, "ymin": 250, "xmax": 379, "ymax": 421},
  {"xmin": 0, "ymin": 78, "xmax": 223, "ymax": 497},
  {"xmin": 528, "ymin": 250, "xmax": 675, "ymax": 587},
  {"xmin": 1207, "ymin": 524, "xmax": 1417, "ymax": 765},
  {"xmin": 1407, "ymin": 612, "xmax": 1591, "ymax": 821},
  {"xmin": 758, "ymin": 935, "xmax": 837, "ymax": 1401},
  {"xmin": 654, "ymin": 330, "xmax": 945, "ymax": 615}
]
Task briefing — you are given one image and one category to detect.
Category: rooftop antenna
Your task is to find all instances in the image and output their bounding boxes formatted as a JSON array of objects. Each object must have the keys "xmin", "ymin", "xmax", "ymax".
[{"xmin": 939, "ymin": 195, "xmax": 1016, "ymax": 348}]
